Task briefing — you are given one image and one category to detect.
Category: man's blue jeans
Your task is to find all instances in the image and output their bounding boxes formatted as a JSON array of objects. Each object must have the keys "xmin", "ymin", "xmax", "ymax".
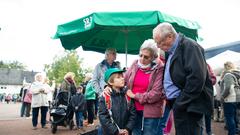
[
  {"xmin": 200, "ymin": 114, "xmax": 212, "ymax": 135},
  {"xmin": 223, "ymin": 102, "xmax": 237, "ymax": 135},
  {"xmin": 204, "ymin": 114, "xmax": 212, "ymax": 134}
]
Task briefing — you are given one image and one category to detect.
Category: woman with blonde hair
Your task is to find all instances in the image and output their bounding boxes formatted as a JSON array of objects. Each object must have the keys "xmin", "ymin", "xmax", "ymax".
[
  {"xmin": 220, "ymin": 61, "xmax": 240, "ymax": 135},
  {"xmin": 220, "ymin": 61, "xmax": 236, "ymax": 79},
  {"xmin": 61, "ymin": 72, "xmax": 77, "ymax": 95},
  {"xmin": 59, "ymin": 72, "xmax": 77, "ymax": 124}
]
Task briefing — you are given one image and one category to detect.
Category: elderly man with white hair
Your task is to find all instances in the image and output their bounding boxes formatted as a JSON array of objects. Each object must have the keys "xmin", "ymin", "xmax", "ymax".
[
  {"xmin": 91, "ymin": 48, "xmax": 120, "ymax": 135},
  {"xmin": 153, "ymin": 22, "xmax": 213, "ymax": 135},
  {"xmin": 92, "ymin": 48, "xmax": 120, "ymax": 96}
]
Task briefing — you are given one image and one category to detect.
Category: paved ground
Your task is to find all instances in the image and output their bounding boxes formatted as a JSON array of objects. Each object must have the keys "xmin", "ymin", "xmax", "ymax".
[
  {"xmin": 0, "ymin": 102, "xmax": 228, "ymax": 135},
  {"xmin": 0, "ymin": 102, "xmax": 99, "ymax": 135}
]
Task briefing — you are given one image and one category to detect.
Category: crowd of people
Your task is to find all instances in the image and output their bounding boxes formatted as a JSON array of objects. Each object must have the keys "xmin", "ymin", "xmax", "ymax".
[
  {"xmin": 13, "ymin": 22, "xmax": 240, "ymax": 135},
  {"xmin": 0, "ymin": 93, "xmax": 19, "ymax": 104}
]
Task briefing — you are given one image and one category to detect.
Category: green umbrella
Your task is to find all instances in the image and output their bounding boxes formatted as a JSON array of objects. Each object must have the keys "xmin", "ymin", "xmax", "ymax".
[{"xmin": 54, "ymin": 11, "xmax": 200, "ymax": 65}]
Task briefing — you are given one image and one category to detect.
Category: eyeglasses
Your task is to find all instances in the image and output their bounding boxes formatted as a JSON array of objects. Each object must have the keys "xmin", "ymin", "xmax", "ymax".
[
  {"xmin": 156, "ymin": 37, "xmax": 167, "ymax": 46},
  {"xmin": 139, "ymin": 54, "xmax": 151, "ymax": 60}
]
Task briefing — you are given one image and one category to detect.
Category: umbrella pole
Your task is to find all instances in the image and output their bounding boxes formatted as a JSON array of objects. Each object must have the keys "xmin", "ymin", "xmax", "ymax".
[{"xmin": 124, "ymin": 29, "xmax": 128, "ymax": 68}]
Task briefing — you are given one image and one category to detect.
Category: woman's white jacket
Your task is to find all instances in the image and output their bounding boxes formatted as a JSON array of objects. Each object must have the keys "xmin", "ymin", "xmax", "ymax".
[{"xmin": 30, "ymin": 81, "xmax": 49, "ymax": 108}]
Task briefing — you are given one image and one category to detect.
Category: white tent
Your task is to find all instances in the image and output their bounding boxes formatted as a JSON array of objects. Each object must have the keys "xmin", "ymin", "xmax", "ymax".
[{"xmin": 207, "ymin": 50, "xmax": 240, "ymax": 70}]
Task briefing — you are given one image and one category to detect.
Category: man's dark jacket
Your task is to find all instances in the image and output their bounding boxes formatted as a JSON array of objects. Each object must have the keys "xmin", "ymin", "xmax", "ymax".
[{"xmin": 167, "ymin": 34, "xmax": 213, "ymax": 115}]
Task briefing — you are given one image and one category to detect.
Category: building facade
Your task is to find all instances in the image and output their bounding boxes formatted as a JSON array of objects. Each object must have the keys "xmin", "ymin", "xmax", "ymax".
[{"xmin": 0, "ymin": 68, "xmax": 38, "ymax": 94}]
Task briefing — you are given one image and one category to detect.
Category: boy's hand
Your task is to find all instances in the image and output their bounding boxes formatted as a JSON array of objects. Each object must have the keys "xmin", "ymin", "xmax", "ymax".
[
  {"xmin": 103, "ymin": 86, "xmax": 112, "ymax": 97},
  {"xmin": 126, "ymin": 90, "xmax": 135, "ymax": 98}
]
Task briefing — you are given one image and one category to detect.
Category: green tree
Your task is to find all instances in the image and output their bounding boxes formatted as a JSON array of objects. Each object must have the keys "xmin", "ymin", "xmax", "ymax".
[
  {"xmin": 44, "ymin": 50, "xmax": 92, "ymax": 86},
  {"xmin": 0, "ymin": 60, "xmax": 26, "ymax": 70}
]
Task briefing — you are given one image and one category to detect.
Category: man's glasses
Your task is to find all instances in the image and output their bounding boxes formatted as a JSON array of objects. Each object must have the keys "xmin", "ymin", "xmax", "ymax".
[
  {"xmin": 156, "ymin": 38, "xmax": 166, "ymax": 46},
  {"xmin": 139, "ymin": 54, "xmax": 151, "ymax": 60}
]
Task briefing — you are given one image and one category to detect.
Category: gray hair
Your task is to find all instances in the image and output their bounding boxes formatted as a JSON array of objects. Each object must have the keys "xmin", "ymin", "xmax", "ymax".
[
  {"xmin": 153, "ymin": 22, "xmax": 177, "ymax": 40},
  {"xmin": 140, "ymin": 39, "xmax": 158, "ymax": 59},
  {"xmin": 84, "ymin": 73, "xmax": 93, "ymax": 82},
  {"xmin": 105, "ymin": 48, "xmax": 116, "ymax": 59},
  {"xmin": 34, "ymin": 72, "xmax": 45, "ymax": 82}
]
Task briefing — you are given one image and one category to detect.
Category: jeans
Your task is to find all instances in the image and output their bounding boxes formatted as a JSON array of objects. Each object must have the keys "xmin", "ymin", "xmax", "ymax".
[
  {"xmin": 223, "ymin": 102, "xmax": 237, "ymax": 135},
  {"xmin": 75, "ymin": 111, "xmax": 83, "ymax": 128},
  {"xmin": 98, "ymin": 125, "xmax": 103, "ymax": 135},
  {"xmin": 132, "ymin": 110, "xmax": 143, "ymax": 135},
  {"xmin": 205, "ymin": 114, "xmax": 212, "ymax": 134},
  {"xmin": 200, "ymin": 114, "xmax": 212, "ymax": 135},
  {"xmin": 32, "ymin": 106, "xmax": 48, "ymax": 127},
  {"xmin": 158, "ymin": 104, "xmax": 171, "ymax": 135},
  {"xmin": 20, "ymin": 102, "xmax": 27, "ymax": 117},
  {"xmin": 143, "ymin": 118, "xmax": 161, "ymax": 135},
  {"xmin": 25, "ymin": 103, "xmax": 31, "ymax": 117}
]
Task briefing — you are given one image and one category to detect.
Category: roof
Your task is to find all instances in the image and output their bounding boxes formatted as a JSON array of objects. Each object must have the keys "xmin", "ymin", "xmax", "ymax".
[
  {"xmin": 205, "ymin": 41, "xmax": 240, "ymax": 59},
  {"xmin": 0, "ymin": 68, "xmax": 38, "ymax": 85}
]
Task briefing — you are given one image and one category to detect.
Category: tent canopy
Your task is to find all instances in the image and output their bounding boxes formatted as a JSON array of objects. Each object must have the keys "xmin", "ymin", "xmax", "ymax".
[
  {"xmin": 207, "ymin": 50, "xmax": 240, "ymax": 70},
  {"xmin": 205, "ymin": 41, "xmax": 240, "ymax": 59}
]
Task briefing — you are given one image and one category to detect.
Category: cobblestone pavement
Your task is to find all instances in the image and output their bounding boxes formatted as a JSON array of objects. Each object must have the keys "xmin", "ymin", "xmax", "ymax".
[{"xmin": 0, "ymin": 102, "xmax": 228, "ymax": 135}]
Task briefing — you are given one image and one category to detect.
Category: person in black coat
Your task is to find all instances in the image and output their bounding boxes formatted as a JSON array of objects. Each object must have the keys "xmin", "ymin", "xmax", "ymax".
[
  {"xmin": 153, "ymin": 23, "xmax": 213, "ymax": 135},
  {"xmin": 99, "ymin": 68, "xmax": 136, "ymax": 135}
]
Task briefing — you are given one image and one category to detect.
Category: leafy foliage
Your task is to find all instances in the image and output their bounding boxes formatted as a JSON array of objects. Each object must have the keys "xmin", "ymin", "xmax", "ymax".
[
  {"xmin": 44, "ymin": 50, "xmax": 92, "ymax": 86},
  {"xmin": 0, "ymin": 60, "xmax": 26, "ymax": 70}
]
